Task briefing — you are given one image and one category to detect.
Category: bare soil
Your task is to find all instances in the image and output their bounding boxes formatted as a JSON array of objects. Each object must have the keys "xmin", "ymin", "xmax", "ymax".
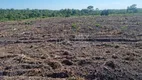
[{"xmin": 0, "ymin": 16, "xmax": 142, "ymax": 80}]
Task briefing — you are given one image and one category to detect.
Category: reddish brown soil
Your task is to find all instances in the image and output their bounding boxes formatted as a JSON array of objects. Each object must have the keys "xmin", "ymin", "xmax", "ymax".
[{"xmin": 0, "ymin": 16, "xmax": 142, "ymax": 80}]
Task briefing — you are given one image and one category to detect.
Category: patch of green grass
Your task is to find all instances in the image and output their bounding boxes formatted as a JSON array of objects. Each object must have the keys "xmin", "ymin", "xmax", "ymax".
[
  {"xmin": 71, "ymin": 23, "xmax": 80, "ymax": 32},
  {"xmin": 72, "ymin": 23, "xmax": 77, "ymax": 29},
  {"xmin": 95, "ymin": 24, "xmax": 101, "ymax": 27}
]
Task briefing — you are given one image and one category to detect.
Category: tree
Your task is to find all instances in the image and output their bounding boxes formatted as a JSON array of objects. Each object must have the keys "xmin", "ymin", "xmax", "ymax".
[
  {"xmin": 127, "ymin": 4, "xmax": 138, "ymax": 13},
  {"xmin": 0, "ymin": 5, "xmax": 142, "ymax": 21},
  {"xmin": 101, "ymin": 10, "xmax": 109, "ymax": 16},
  {"xmin": 95, "ymin": 8, "xmax": 100, "ymax": 15},
  {"xmin": 87, "ymin": 6, "xmax": 94, "ymax": 11}
]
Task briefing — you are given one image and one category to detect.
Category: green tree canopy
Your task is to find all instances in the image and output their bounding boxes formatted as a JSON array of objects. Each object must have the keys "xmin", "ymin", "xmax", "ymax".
[
  {"xmin": 127, "ymin": 4, "xmax": 138, "ymax": 13},
  {"xmin": 87, "ymin": 6, "xmax": 94, "ymax": 11}
]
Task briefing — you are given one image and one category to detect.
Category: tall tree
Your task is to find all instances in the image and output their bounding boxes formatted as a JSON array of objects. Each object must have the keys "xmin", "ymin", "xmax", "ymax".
[
  {"xmin": 87, "ymin": 6, "xmax": 94, "ymax": 11},
  {"xmin": 127, "ymin": 4, "xmax": 138, "ymax": 13},
  {"xmin": 101, "ymin": 10, "xmax": 109, "ymax": 16}
]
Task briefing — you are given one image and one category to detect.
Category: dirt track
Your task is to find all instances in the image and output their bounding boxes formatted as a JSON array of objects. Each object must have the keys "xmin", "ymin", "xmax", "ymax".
[{"xmin": 0, "ymin": 16, "xmax": 142, "ymax": 80}]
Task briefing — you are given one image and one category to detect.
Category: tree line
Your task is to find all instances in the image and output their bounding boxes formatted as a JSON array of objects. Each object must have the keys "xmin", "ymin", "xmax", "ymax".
[{"xmin": 0, "ymin": 4, "xmax": 141, "ymax": 21}]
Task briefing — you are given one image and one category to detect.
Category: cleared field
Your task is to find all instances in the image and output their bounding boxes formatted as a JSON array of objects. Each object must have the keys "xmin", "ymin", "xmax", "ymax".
[{"xmin": 0, "ymin": 16, "xmax": 142, "ymax": 80}]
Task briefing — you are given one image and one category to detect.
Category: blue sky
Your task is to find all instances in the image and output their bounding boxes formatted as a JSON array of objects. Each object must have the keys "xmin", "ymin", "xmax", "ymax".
[{"xmin": 0, "ymin": 0, "xmax": 142, "ymax": 10}]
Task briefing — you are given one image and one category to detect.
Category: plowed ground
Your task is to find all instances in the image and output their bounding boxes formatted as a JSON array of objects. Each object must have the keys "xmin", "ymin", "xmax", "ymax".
[{"xmin": 0, "ymin": 16, "xmax": 142, "ymax": 80}]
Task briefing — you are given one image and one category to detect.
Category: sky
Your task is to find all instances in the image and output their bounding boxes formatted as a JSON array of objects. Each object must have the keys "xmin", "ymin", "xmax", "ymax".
[{"xmin": 0, "ymin": 0, "xmax": 142, "ymax": 10}]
